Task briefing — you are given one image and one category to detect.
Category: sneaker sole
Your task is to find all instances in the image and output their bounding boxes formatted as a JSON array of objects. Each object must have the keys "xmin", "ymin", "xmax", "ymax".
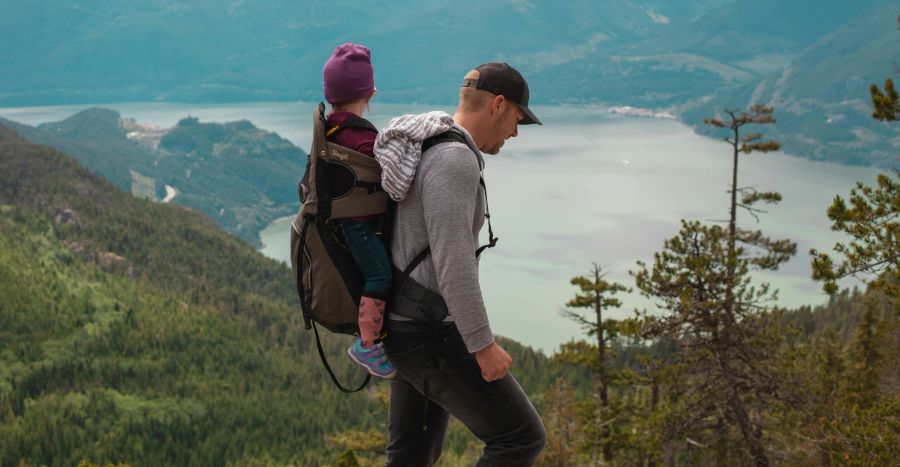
[{"xmin": 347, "ymin": 347, "xmax": 397, "ymax": 379}]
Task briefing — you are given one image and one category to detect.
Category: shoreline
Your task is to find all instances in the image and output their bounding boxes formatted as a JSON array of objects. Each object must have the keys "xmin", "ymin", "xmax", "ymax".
[
  {"xmin": 0, "ymin": 100, "xmax": 868, "ymax": 170},
  {"xmin": 264, "ymin": 214, "xmax": 295, "ymax": 229},
  {"xmin": 257, "ymin": 214, "xmax": 296, "ymax": 251}
]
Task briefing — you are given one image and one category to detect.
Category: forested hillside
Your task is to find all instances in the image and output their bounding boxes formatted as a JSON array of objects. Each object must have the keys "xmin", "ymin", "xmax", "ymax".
[
  {"xmin": 0, "ymin": 124, "xmax": 582, "ymax": 465},
  {"xmin": 1, "ymin": 109, "xmax": 306, "ymax": 246},
  {"xmin": 2, "ymin": 0, "xmax": 898, "ymax": 464},
  {"xmin": 681, "ymin": 4, "xmax": 900, "ymax": 168}
]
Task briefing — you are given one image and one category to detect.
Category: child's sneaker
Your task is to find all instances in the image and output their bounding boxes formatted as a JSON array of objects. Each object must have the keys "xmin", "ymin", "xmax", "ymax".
[{"xmin": 348, "ymin": 335, "xmax": 396, "ymax": 379}]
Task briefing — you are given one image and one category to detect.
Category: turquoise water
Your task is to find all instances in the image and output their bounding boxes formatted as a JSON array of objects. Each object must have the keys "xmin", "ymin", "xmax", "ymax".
[{"xmin": 1, "ymin": 102, "xmax": 885, "ymax": 353}]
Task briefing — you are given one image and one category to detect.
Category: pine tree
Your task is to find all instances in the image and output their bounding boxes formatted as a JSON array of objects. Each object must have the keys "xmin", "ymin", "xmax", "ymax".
[
  {"xmin": 809, "ymin": 304, "xmax": 900, "ymax": 465},
  {"xmin": 634, "ymin": 105, "xmax": 795, "ymax": 467},
  {"xmin": 844, "ymin": 306, "xmax": 883, "ymax": 409},
  {"xmin": 563, "ymin": 263, "xmax": 628, "ymax": 463},
  {"xmin": 871, "ymin": 78, "xmax": 899, "ymax": 122},
  {"xmin": 799, "ymin": 28, "xmax": 900, "ymax": 460},
  {"xmin": 809, "ymin": 172, "xmax": 899, "ymax": 305},
  {"xmin": 813, "ymin": 329, "xmax": 845, "ymax": 407},
  {"xmin": 536, "ymin": 378, "xmax": 582, "ymax": 467},
  {"xmin": 811, "ymin": 13, "xmax": 900, "ymax": 306},
  {"xmin": 324, "ymin": 386, "xmax": 389, "ymax": 467}
]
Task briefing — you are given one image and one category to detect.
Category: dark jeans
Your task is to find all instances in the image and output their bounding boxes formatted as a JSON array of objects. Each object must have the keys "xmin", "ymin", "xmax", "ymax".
[
  {"xmin": 383, "ymin": 323, "xmax": 546, "ymax": 467},
  {"xmin": 340, "ymin": 220, "xmax": 392, "ymax": 295}
]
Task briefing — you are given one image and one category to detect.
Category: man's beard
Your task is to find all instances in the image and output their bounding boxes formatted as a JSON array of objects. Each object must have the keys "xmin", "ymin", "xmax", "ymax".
[{"xmin": 482, "ymin": 117, "xmax": 508, "ymax": 155}]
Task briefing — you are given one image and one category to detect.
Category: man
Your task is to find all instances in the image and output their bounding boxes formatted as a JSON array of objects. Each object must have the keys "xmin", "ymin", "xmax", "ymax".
[{"xmin": 373, "ymin": 63, "xmax": 546, "ymax": 466}]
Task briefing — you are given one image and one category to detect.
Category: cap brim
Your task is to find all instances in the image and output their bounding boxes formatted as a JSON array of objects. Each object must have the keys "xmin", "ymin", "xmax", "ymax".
[{"xmin": 517, "ymin": 104, "xmax": 542, "ymax": 125}]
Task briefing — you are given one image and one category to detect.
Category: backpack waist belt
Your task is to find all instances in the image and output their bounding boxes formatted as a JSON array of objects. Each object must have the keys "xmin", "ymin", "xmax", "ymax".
[{"xmin": 389, "ymin": 266, "xmax": 449, "ymax": 324}]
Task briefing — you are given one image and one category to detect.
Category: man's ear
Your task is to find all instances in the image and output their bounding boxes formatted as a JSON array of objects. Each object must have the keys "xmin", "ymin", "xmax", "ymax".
[{"xmin": 491, "ymin": 94, "xmax": 505, "ymax": 116}]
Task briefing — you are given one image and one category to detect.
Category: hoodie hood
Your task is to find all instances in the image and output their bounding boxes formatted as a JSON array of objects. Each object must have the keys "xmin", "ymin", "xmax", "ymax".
[{"xmin": 374, "ymin": 111, "xmax": 481, "ymax": 201}]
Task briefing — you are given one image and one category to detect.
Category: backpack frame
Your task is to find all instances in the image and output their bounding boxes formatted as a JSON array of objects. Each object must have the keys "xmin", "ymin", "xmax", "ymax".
[{"xmin": 290, "ymin": 103, "xmax": 387, "ymax": 392}]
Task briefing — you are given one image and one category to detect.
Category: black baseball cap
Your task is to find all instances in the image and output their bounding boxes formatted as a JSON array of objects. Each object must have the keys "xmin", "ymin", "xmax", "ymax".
[{"xmin": 462, "ymin": 63, "xmax": 542, "ymax": 125}]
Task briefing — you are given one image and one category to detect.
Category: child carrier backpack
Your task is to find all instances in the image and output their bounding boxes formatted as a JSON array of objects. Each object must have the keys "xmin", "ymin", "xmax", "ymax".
[
  {"xmin": 290, "ymin": 102, "xmax": 388, "ymax": 392},
  {"xmin": 290, "ymin": 104, "xmax": 499, "ymax": 392}
]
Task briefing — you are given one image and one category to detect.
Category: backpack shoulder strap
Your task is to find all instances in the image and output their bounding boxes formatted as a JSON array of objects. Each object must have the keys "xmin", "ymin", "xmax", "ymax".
[
  {"xmin": 420, "ymin": 129, "xmax": 499, "ymax": 256},
  {"xmin": 326, "ymin": 115, "xmax": 377, "ymax": 138},
  {"xmin": 421, "ymin": 129, "xmax": 468, "ymax": 153},
  {"xmin": 341, "ymin": 116, "xmax": 377, "ymax": 132}
]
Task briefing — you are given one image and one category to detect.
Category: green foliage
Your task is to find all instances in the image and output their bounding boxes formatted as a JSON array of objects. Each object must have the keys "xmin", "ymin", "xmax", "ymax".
[
  {"xmin": 844, "ymin": 307, "xmax": 883, "ymax": 407},
  {"xmin": 818, "ymin": 395, "xmax": 900, "ymax": 466},
  {"xmin": 553, "ymin": 340, "xmax": 599, "ymax": 372},
  {"xmin": 0, "ymin": 125, "xmax": 375, "ymax": 465},
  {"xmin": 535, "ymin": 378, "xmax": 581, "ymax": 467},
  {"xmin": 534, "ymin": 97, "xmax": 900, "ymax": 467},
  {"xmin": 771, "ymin": 297, "xmax": 900, "ymax": 465},
  {"xmin": 632, "ymin": 221, "xmax": 790, "ymax": 460},
  {"xmin": 541, "ymin": 335, "xmax": 689, "ymax": 465},
  {"xmin": 0, "ymin": 206, "xmax": 371, "ymax": 465},
  {"xmin": 870, "ymin": 16, "xmax": 900, "ymax": 122},
  {"xmin": 562, "ymin": 264, "xmax": 629, "ymax": 462},
  {"xmin": 76, "ymin": 460, "xmax": 130, "ymax": 467},
  {"xmin": 628, "ymin": 106, "xmax": 793, "ymax": 467},
  {"xmin": 323, "ymin": 386, "xmax": 389, "ymax": 467},
  {"xmin": 704, "ymin": 106, "xmax": 779, "ymax": 146},
  {"xmin": 785, "ymin": 40, "xmax": 900, "ymax": 463},
  {"xmin": 564, "ymin": 264, "xmax": 629, "ymax": 339},
  {"xmin": 0, "ymin": 123, "xmax": 579, "ymax": 466},
  {"xmin": 777, "ymin": 69, "xmax": 900, "ymax": 455},
  {"xmin": 777, "ymin": 285, "xmax": 896, "ymax": 344},
  {"xmin": 329, "ymin": 450, "xmax": 363, "ymax": 467},
  {"xmin": 810, "ymin": 172, "xmax": 900, "ymax": 302},
  {"xmin": 871, "ymin": 78, "xmax": 900, "ymax": 121},
  {"xmin": 2, "ymin": 108, "xmax": 307, "ymax": 247}
]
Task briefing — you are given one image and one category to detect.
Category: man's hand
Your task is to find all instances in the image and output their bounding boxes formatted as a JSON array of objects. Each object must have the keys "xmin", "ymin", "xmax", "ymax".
[{"xmin": 475, "ymin": 342, "xmax": 512, "ymax": 382}]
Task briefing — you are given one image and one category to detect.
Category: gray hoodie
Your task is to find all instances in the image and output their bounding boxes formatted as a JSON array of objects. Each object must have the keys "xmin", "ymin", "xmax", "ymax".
[{"xmin": 374, "ymin": 112, "xmax": 493, "ymax": 353}]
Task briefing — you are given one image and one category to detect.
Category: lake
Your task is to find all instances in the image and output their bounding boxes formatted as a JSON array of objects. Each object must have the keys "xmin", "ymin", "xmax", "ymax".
[{"xmin": 0, "ymin": 101, "xmax": 885, "ymax": 353}]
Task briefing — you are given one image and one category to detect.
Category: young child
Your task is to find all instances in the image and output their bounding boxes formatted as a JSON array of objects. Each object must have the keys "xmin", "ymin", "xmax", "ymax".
[{"xmin": 322, "ymin": 43, "xmax": 395, "ymax": 378}]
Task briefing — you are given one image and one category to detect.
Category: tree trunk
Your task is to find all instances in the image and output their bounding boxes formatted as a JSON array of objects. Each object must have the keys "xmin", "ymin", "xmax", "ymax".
[
  {"xmin": 726, "ymin": 384, "xmax": 769, "ymax": 467},
  {"xmin": 718, "ymin": 350, "xmax": 769, "ymax": 467},
  {"xmin": 595, "ymin": 268, "xmax": 613, "ymax": 462},
  {"xmin": 728, "ymin": 125, "xmax": 739, "ymax": 265},
  {"xmin": 647, "ymin": 379, "xmax": 659, "ymax": 467},
  {"xmin": 724, "ymin": 124, "xmax": 740, "ymax": 330},
  {"xmin": 722, "ymin": 124, "xmax": 770, "ymax": 466},
  {"xmin": 715, "ymin": 415, "xmax": 728, "ymax": 466}
]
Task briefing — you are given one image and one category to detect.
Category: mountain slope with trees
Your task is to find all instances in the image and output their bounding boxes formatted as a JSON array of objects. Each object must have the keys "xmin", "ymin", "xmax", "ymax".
[
  {"xmin": 0, "ymin": 123, "xmax": 584, "ymax": 465},
  {"xmin": 1, "ymin": 117, "xmax": 897, "ymax": 464},
  {"xmin": 0, "ymin": 108, "xmax": 306, "ymax": 246},
  {"xmin": 680, "ymin": 4, "xmax": 900, "ymax": 168}
]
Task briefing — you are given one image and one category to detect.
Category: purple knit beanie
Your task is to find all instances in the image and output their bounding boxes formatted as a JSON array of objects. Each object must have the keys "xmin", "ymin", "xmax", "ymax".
[{"xmin": 323, "ymin": 43, "xmax": 375, "ymax": 104}]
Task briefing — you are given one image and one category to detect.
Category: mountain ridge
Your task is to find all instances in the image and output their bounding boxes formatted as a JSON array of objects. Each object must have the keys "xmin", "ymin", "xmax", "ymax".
[
  {"xmin": 679, "ymin": 4, "xmax": 900, "ymax": 168},
  {"xmin": 2, "ymin": 0, "xmax": 890, "ymax": 107},
  {"xmin": 0, "ymin": 108, "xmax": 307, "ymax": 246},
  {"xmin": 5, "ymin": 0, "xmax": 896, "ymax": 168}
]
